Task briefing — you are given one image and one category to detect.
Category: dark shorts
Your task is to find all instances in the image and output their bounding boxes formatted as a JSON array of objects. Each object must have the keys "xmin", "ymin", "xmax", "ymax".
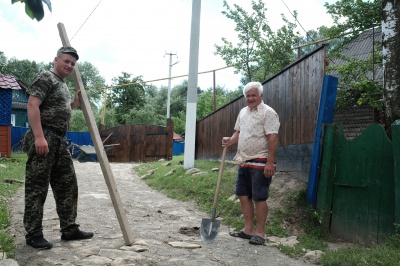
[{"xmin": 235, "ymin": 165, "xmax": 272, "ymax": 202}]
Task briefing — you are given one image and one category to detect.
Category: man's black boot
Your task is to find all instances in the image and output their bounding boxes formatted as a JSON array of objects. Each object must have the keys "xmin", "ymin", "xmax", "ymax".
[
  {"xmin": 26, "ymin": 234, "xmax": 53, "ymax": 249},
  {"xmin": 61, "ymin": 227, "xmax": 94, "ymax": 241}
]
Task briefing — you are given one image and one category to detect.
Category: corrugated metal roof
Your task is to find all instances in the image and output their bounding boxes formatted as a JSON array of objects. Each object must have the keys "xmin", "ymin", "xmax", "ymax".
[
  {"xmin": 12, "ymin": 101, "xmax": 27, "ymax": 109},
  {"xmin": 0, "ymin": 74, "xmax": 22, "ymax": 90},
  {"xmin": 327, "ymin": 27, "xmax": 383, "ymax": 83}
]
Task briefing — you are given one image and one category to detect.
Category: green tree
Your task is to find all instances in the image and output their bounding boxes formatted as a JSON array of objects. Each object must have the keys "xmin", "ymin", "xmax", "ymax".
[
  {"xmin": 1, "ymin": 58, "xmax": 40, "ymax": 85},
  {"xmin": 123, "ymin": 85, "xmax": 166, "ymax": 126},
  {"xmin": 172, "ymin": 111, "xmax": 186, "ymax": 135},
  {"xmin": 321, "ymin": 0, "xmax": 382, "ymax": 112},
  {"xmin": 109, "ymin": 72, "xmax": 146, "ymax": 125},
  {"xmin": 69, "ymin": 109, "xmax": 90, "ymax": 132},
  {"xmin": 322, "ymin": 0, "xmax": 381, "ymax": 39},
  {"xmin": 170, "ymin": 81, "xmax": 189, "ymax": 118},
  {"xmin": 0, "ymin": 52, "xmax": 7, "ymax": 72},
  {"xmin": 215, "ymin": 0, "xmax": 301, "ymax": 83},
  {"xmin": 197, "ymin": 86, "xmax": 242, "ymax": 120},
  {"xmin": 330, "ymin": 54, "xmax": 383, "ymax": 110},
  {"xmin": 65, "ymin": 61, "xmax": 106, "ymax": 106}
]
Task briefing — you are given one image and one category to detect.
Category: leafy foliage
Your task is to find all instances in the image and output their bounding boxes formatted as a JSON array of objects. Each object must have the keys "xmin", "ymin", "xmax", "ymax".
[
  {"xmin": 197, "ymin": 86, "xmax": 242, "ymax": 120},
  {"xmin": 215, "ymin": 0, "xmax": 301, "ymax": 83},
  {"xmin": 11, "ymin": 0, "xmax": 52, "ymax": 21},
  {"xmin": 329, "ymin": 54, "xmax": 383, "ymax": 110},
  {"xmin": 322, "ymin": 0, "xmax": 381, "ymax": 38},
  {"xmin": 1, "ymin": 58, "xmax": 40, "ymax": 85},
  {"xmin": 69, "ymin": 109, "xmax": 94, "ymax": 132},
  {"xmin": 66, "ymin": 61, "xmax": 106, "ymax": 106},
  {"xmin": 321, "ymin": 0, "xmax": 383, "ymax": 111},
  {"xmin": 109, "ymin": 72, "xmax": 146, "ymax": 125}
]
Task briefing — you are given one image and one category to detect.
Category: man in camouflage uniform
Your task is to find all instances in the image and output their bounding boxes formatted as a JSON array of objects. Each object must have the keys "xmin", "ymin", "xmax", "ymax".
[{"xmin": 24, "ymin": 46, "xmax": 93, "ymax": 249}]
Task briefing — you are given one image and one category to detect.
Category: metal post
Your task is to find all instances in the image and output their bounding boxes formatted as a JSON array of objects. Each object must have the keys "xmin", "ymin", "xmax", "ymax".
[
  {"xmin": 213, "ymin": 70, "xmax": 216, "ymax": 111},
  {"xmin": 184, "ymin": 0, "xmax": 201, "ymax": 169},
  {"xmin": 165, "ymin": 52, "xmax": 178, "ymax": 119}
]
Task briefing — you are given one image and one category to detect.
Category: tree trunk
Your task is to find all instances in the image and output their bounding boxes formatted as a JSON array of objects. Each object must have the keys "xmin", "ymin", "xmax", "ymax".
[{"xmin": 382, "ymin": 0, "xmax": 400, "ymax": 136}]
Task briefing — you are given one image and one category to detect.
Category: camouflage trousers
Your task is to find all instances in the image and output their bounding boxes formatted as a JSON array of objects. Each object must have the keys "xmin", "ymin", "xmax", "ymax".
[{"xmin": 23, "ymin": 129, "xmax": 78, "ymax": 237}]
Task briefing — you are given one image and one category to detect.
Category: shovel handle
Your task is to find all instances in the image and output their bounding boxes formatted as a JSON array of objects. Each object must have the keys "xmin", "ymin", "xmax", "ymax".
[{"xmin": 211, "ymin": 146, "xmax": 227, "ymax": 217}]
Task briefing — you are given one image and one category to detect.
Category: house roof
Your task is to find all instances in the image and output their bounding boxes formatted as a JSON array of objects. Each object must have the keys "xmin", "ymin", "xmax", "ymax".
[
  {"xmin": 0, "ymin": 74, "xmax": 22, "ymax": 90},
  {"xmin": 12, "ymin": 101, "xmax": 27, "ymax": 110},
  {"xmin": 327, "ymin": 27, "xmax": 382, "ymax": 83},
  {"xmin": 173, "ymin": 132, "xmax": 183, "ymax": 140}
]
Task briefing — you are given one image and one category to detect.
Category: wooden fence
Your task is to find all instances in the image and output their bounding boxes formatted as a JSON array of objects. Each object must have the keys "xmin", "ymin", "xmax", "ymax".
[
  {"xmin": 317, "ymin": 123, "xmax": 400, "ymax": 244},
  {"xmin": 101, "ymin": 119, "xmax": 174, "ymax": 162},
  {"xmin": 195, "ymin": 45, "xmax": 328, "ymax": 180}
]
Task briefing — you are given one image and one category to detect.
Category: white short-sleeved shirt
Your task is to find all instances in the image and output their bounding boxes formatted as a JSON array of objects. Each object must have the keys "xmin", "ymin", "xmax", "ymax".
[{"xmin": 233, "ymin": 101, "xmax": 280, "ymax": 163}]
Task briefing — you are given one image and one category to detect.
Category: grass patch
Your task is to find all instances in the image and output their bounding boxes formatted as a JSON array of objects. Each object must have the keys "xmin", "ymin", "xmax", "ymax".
[
  {"xmin": 0, "ymin": 153, "xmax": 27, "ymax": 259},
  {"xmin": 321, "ymin": 243, "xmax": 400, "ymax": 266},
  {"xmin": 321, "ymin": 225, "xmax": 400, "ymax": 265},
  {"xmin": 135, "ymin": 155, "xmax": 243, "ymax": 230}
]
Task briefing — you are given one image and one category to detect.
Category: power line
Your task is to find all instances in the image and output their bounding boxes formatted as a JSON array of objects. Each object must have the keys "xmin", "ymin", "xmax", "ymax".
[
  {"xmin": 70, "ymin": 0, "xmax": 104, "ymax": 42},
  {"xmin": 281, "ymin": 0, "xmax": 316, "ymax": 43},
  {"xmin": 100, "ymin": 66, "xmax": 232, "ymax": 90}
]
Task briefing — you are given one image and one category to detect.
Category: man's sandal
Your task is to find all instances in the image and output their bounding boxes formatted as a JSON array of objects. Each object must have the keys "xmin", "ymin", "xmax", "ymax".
[
  {"xmin": 249, "ymin": 235, "xmax": 265, "ymax": 245},
  {"xmin": 229, "ymin": 230, "xmax": 253, "ymax": 239}
]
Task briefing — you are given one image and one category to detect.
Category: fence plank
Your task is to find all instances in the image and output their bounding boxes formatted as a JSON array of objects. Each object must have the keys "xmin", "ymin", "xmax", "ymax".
[
  {"xmin": 57, "ymin": 23, "xmax": 134, "ymax": 245},
  {"xmin": 319, "ymin": 124, "xmax": 395, "ymax": 244}
]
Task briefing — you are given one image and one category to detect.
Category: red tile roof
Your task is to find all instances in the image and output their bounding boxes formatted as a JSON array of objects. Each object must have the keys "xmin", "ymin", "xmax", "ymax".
[
  {"xmin": 173, "ymin": 132, "xmax": 183, "ymax": 140},
  {"xmin": 0, "ymin": 74, "xmax": 22, "ymax": 90}
]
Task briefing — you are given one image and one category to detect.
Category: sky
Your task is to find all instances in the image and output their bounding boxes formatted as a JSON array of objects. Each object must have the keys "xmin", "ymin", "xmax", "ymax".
[{"xmin": 0, "ymin": 0, "xmax": 336, "ymax": 91}]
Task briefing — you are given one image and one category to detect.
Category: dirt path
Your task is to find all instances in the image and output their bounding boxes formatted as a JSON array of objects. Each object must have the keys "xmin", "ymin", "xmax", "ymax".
[{"xmin": 9, "ymin": 161, "xmax": 311, "ymax": 266}]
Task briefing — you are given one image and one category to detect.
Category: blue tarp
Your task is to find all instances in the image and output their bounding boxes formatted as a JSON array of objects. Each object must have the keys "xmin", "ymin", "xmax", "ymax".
[
  {"xmin": 12, "ymin": 127, "xmax": 182, "ymax": 159},
  {"xmin": 11, "ymin": 127, "xmax": 94, "ymax": 160},
  {"xmin": 11, "ymin": 127, "xmax": 93, "ymax": 147}
]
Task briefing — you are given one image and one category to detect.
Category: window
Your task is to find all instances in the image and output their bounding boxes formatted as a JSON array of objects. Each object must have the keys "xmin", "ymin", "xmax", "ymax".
[{"xmin": 11, "ymin": 114, "xmax": 15, "ymax": 126}]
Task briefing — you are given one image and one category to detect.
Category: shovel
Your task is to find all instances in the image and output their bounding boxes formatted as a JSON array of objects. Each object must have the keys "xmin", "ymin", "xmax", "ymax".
[{"xmin": 200, "ymin": 146, "xmax": 227, "ymax": 243}]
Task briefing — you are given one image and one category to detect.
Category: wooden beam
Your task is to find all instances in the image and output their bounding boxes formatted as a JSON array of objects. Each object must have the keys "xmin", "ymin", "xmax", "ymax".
[{"xmin": 57, "ymin": 23, "xmax": 134, "ymax": 245}]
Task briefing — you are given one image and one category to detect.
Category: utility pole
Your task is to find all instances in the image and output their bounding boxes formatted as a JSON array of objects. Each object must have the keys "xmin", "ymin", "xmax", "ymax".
[
  {"xmin": 184, "ymin": 0, "xmax": 201, "ymax": 169},
  {"xmin": 165, "ymin": 52, "xmax": 178, "ymax": 118},
  {"xmin": 213, "ymin": 70, "xmax": 216, "ymax": 111}
]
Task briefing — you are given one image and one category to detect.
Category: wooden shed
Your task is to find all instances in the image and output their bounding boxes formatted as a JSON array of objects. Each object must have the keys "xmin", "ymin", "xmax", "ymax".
[{"xmin": 0, "ymin": 74, "xmax": 22, "ymax": 157}]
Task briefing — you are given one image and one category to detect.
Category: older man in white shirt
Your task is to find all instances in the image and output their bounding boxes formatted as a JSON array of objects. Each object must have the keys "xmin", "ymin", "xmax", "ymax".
[{"xmin": 222, "ymin": 81, "xmax": 280, "ymax": 245}]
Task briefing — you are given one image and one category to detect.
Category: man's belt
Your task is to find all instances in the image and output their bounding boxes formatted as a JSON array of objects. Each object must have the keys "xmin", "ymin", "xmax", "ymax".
[
  {"xmin": 42, "ymin": 126, "xmax": 67, "ymax": 137},
  {"xmin": 241, "ymin": 158, "xmax": 276, "ymax": 169}
]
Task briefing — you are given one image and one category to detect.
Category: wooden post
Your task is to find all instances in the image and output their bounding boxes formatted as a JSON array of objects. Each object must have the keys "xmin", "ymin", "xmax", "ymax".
[{"xmin": 57, "ymin": 23, "xmax": 134, "ymax": 245}]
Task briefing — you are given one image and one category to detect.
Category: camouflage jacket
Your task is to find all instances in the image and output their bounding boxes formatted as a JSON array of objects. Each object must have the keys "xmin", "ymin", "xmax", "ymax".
[{"xmin": 27, "ymin": 71, "xmax": 72, "ymax": 133}]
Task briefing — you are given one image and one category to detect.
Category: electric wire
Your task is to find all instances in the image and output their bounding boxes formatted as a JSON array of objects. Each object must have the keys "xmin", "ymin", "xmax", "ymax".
[
  {"xmin": 70, "ymin": 0, "xmax": 104, "ymax": 42},
  {"xmin": 281, "ymin": 0, "xmax": 314, "ymax": 42}
]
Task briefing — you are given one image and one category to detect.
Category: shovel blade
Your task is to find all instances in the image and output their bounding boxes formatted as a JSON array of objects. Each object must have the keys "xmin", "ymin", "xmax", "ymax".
[{"xmin": 200, "ymin": 218, "xmax": 221, "ymax": 243}]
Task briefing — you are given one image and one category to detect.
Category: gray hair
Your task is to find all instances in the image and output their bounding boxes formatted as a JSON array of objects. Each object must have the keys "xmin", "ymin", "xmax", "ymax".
[{"xmin": 243, "ymin": 81, "xmax": 263, "ymax": 96}]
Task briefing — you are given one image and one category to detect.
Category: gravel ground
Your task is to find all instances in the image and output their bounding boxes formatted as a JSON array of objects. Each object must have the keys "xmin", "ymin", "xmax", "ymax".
[{"xmin": 9, "ymin": 161, "xmax": 312, "ymax": 266}]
